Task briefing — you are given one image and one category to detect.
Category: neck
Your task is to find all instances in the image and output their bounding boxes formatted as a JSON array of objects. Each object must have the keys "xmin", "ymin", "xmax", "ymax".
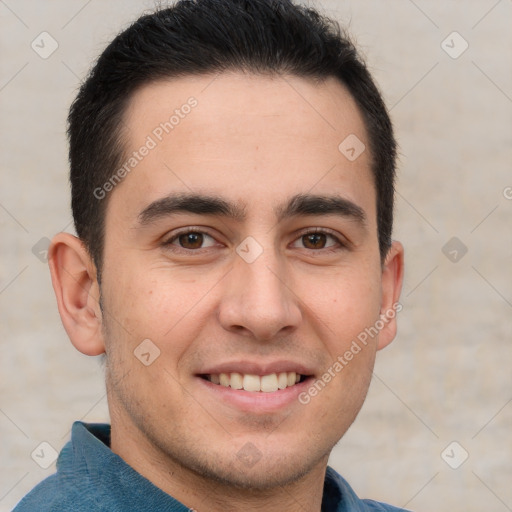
[{"xmin": 110, "ymin": 414, "xmax": 328, "ymax": 512}]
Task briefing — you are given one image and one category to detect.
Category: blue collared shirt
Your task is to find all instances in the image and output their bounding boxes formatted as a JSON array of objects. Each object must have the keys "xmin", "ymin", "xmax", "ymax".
[{"xmin": 13, "ymin": 422, "xmax": 411, "ymax": 511}]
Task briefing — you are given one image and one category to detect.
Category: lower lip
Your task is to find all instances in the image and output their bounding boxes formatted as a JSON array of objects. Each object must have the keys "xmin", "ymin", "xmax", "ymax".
[{"xmin": 196, "ymin": 376, "xmax": 313, "ymax": 413}]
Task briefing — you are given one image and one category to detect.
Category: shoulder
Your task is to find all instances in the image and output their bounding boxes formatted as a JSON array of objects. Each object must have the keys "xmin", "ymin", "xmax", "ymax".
[
  {"xmin": 324, "ymin": 466, "xmax": 413, "ymax": 512},
  {"xmin": 13, "ymin": 471, "xmax": 107, "ymax": 511},
  {"xmin": 13, "ymin": 422, "xmax": 111, "ymax": 511},
  {"xmin": 12, "ymin": 473, "xmax": 94, "ymax": 512},
  {"xmin": 361, "ymin": 499, "xmax": 412, "ymax": 511}
]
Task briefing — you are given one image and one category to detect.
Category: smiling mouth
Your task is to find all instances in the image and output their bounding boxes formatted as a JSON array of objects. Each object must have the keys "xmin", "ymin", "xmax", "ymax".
[{"xmin": 200, "ymin": 372, "xmax": 309, "ymax": 392}]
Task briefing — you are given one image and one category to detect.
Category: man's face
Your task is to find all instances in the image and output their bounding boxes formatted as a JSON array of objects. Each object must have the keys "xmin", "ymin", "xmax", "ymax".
[{"xmin": 99, "ymin": 73, "xmax": 398, "ymax": 489}]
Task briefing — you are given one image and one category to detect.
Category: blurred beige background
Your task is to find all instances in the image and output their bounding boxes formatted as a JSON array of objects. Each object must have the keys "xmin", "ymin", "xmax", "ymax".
[{"xmin": 1, "ymin": 1, "xmax": 511, "ymax": 511}]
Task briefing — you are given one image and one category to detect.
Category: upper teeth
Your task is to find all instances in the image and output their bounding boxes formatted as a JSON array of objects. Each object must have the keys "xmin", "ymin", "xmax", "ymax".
[{"xmin": 207, "ymin": 372, "xmax": 301, "ymax": 392}]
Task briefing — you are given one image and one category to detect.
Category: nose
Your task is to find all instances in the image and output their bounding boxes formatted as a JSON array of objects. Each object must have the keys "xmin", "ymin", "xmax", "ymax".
[{"xmin": 218, "ymin": 248, "xmax": 302, "ymax": 342}]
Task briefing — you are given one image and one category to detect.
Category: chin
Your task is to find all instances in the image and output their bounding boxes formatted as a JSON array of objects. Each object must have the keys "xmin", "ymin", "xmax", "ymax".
[
  {"xmin": 161, "ymin": 429, "xmax": 333, "ymax": 492},
  {"xmin": 189, "ymin": 450, "xmax": 325, "ymax": 491}
]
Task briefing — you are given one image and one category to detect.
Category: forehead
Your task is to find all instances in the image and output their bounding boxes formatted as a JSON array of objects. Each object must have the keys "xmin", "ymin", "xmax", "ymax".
[
  {"xmin": 123, "ymin": 72, "xmax": 367, "ymax": 152},
  {"xmin": 107, "ymin": 72, "xmax": 375, "ymax": 226}
]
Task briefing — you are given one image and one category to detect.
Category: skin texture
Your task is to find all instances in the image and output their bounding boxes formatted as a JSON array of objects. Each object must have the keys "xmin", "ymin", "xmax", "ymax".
[{"xmin": 49, "ymin": 73, "xmax": 404, "ymax": 512}]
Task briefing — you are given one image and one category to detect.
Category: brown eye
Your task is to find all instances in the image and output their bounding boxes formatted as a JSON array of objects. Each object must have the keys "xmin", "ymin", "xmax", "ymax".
[
  {"xmin": 292, "ymin": 230, "xmax": 342, "ymax": 251},
  {"xmin": 178, "ymin": 232, "xmax": 204, "ymax": 249},
  {"xmin": 165, "ymin": 230, "xmax": 217, "ymax": 251},
  {"xmin": 302, "ymin": 233, "xmax": 328, "ymax": 249}
]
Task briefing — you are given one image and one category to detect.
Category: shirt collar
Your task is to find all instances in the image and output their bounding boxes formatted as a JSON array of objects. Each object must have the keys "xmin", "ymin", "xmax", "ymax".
[{"xmin": 60, "ymin": 421, "xmax": 190, "ymax": 511}]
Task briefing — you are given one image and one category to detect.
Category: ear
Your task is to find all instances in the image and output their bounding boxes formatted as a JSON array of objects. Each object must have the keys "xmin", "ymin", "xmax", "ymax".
[
  {"xmin": 48, "ymin": 232, "xmax": 106, "ymax": 356},
  {"xmin": 377, "ymin": 240, "xmax": 404, "ymax": 351}
]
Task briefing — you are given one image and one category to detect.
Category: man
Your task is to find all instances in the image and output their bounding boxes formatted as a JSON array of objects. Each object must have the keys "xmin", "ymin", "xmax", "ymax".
[{"xmin": 14, "ymin": 0, "xmax": 406, "ymax": 510}]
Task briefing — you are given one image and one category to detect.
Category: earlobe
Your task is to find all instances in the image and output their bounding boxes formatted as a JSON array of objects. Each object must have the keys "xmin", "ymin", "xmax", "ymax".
[
  {"xmin": 377, "ymin": 241, "xmax": 404, "ymax": 351},
  {"xmin": 48, "ymin": 232, "xmax": 106, "ymax": 356}
]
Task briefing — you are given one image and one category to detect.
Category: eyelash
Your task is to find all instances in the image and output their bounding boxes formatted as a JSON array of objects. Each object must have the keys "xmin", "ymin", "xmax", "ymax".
[{"xmin": 162, "ymin": 227, "xmax": 347, "ymax": 254}]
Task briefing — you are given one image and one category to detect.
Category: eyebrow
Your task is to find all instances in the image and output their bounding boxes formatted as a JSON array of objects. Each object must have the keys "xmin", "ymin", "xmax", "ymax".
[{"xmin": 137, "ymin": 192, "xmax": 367, "ymax": 227}]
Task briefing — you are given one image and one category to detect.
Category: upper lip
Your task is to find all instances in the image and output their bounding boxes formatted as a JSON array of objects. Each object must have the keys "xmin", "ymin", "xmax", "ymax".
[{"xmin": 197, "ymin": 360, "xmax": 315, "ymax": 377}]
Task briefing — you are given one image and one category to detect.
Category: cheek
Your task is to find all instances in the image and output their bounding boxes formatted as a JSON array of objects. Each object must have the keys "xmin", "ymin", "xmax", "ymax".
[
  {"xmin": 304, "ymin": 265, "xmax": 382, "ymax": 341},
  {"xmin": 101, "ymin": 263, "xmax": 215, "ymax": 360}
]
